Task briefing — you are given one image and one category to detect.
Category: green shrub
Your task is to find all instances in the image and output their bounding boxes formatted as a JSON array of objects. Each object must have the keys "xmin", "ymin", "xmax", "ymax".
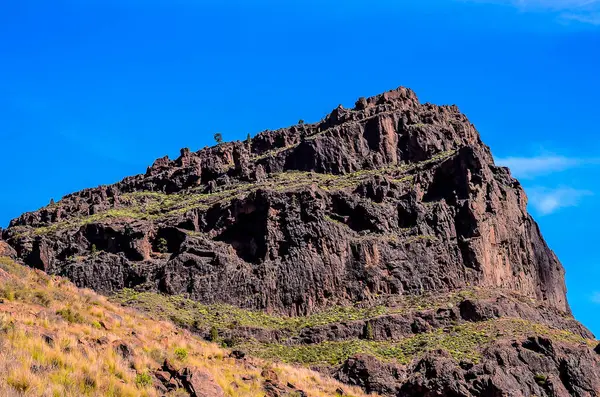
[
  {"xmin": 33, "ymin": 290, "xmax": 52, "ymax": 307},
  {"xmin": 149, "ymin": 348, "xmax": 165, "ymax": 363},
  {"xmin": 90, "ymin": 244, "xmax": 98, "ymax": 256},
  {"xmin": 222, "ymin": 336, "xmax": 240, "ymax": 348},
  {"xmin": 209, "ymin": 326, "xmax": 219, "ymax": 342},
  {"xmin": 135, "ymin": 372, "xmax": 152, "ymax": 388},
  {"xmin": 534, "ymin": 373, "xmax": 548, "ymax": 386},
  {"xmin": 364, "ymin": 322, "xmax": 374, "ymax": 340},
  {"xmin": 83, "ymin": 373, "xmax": 97, "ymax": 391},
  {"xmin": 214, "ymin": 133, "xmax": 223, "ymax": 144},
  {"xmin": 174, "ymin": 347, "xmax": 188, "ymax": 361},
  {"xmin": 157, "ymin": 238, "xmax": 168, "ymax": 254},
  {"xmin": 56, "ymin": 307, "xmax": 84, "ymax": 324},
  {"xmin": 6, "ymin": 373, "xmax": 31, "ymax": 392},
  {"xmin": 0, "ymin": 285, "xmax": 16, "ymax": 302},
  {"xmin": 0, "ymin": 315, "xmax": 15, "ymax": 333}
]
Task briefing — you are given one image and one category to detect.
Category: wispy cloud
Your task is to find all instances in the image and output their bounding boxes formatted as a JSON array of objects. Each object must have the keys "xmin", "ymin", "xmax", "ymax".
[
  {"xmin": 591, "ymin": 292, "xmax": 600, "ymax": 304},
  {"xmin": 561, "ymin": 11, "xmax": 600, "ymax": 24},
  {"xmin": 489, "ymin": 0, "xmax": 599, "ymax": 9},
  {"xmin": 495, "ymin": 155, "xmax": 587, "ymax": 179},
  {"xmin": 468, "ymin": 0, "xmax": 600, "ymax": 24},
  {"xmin": 527, "ymin": 186, "xmax": 593, "ymax": 215}
]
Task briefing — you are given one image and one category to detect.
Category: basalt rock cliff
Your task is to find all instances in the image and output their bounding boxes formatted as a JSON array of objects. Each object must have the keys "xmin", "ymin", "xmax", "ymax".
[{"xmin": 2, "ymin": 87, "xmax": 598, "ymax": 397}]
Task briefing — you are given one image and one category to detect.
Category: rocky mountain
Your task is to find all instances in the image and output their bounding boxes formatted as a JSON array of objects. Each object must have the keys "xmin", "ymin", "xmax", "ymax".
[{"xmin": 2, "ymin": 87, "xmax": 599, "ymax": 396}]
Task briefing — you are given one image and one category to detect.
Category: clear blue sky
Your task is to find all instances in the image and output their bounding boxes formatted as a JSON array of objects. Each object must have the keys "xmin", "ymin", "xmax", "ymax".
[{"xmin": 1, "ymin": 0, "xmax": 599, "ymax": 334}]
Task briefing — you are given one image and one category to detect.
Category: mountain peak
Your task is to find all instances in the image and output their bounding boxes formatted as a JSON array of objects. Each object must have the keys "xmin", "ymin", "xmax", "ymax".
[{"xmin": 2, "ymin": 86, "xmax": 598, "ymax": 397}]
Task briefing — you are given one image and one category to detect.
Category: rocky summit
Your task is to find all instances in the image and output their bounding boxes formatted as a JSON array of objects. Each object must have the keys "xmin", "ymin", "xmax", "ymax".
[{"xmin": 2, "ymin": 87, "xmax": 600, "ymax": 397}]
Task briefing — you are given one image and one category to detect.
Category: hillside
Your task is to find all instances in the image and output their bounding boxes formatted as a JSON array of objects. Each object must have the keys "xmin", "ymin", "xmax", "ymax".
[
  {"xmin": 0, "ymin": 255, "xmax": 371, "ymax": 397},
  {"xmin": 2, "ymin": 87, "xmax": 600, "ymax": 396}
]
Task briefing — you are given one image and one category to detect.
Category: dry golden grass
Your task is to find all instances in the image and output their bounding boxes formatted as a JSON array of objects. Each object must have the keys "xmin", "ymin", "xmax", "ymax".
[{"xmin": 0, "ymin": 257, "xmax": 374, "ymax": 397}]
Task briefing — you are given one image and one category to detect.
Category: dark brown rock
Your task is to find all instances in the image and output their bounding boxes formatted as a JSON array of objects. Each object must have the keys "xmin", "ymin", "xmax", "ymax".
[
  {"xmin": 0, "ymin": 240, "xmax": 17, "ymax": 259},
  {"xmin": 154, "ymin": 370, "xmax": 180, "ymax": 391},
  {"xmin": 179, "ymin": 367, "xmax": 225, "ymax": 397},
  {"xmin": 335, "ymin": 354, "xmax": 405, "ymax": 395},
  {"xmin": 3, "ymin": 88, "xmax": 569, "ymax": 314},
  {"xmin": 2, "ymin": 88, "xmax": 570, "ymax": 316},
  {"xmin": 156, "ymin": 360, "xmax": 224, "ymax": 396},
  {"xmin": 335, "ymin": 339, "xmax": 600, "ymax": 397},
  {"xmin": 1, "ymin": 86, "xmax": 594, "ymax": 397},
  {"xmin": 112, "ymin": 340, "xmax": 133, "ymax": 360},
  {"xmin": 41, "ymin": 334, "xmax": 55, "ymax": 347},
  {"xmin": 230, "ymin": 350, "xmax": 246, "ymax": 359},
  {"xmin": 261, "ymin": 368, "xmax": 279, "ymax": 382}
]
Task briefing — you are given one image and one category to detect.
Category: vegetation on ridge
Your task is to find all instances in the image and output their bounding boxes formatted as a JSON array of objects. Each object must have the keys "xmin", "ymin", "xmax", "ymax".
[
  {"xmin": 243, "ymin": 318, "xmax": 590, "ymax": 366},
  {"xmin": 113, "ymin": 288, "xmax": 593, "ymax": 368},
  {"xmin": 114, "ymin": 288, "xmax": 476, "ymax": 332},
  {"xmin": 23, "ymin": 149, "xmax": 456, "ymax": 237}
]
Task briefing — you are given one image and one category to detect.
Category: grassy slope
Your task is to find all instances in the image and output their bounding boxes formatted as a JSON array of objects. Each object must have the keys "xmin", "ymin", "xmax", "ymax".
[
  {"xmin": 0, "ymin": 256, "xmax": 372, "ymax": 397},
  {"xmin": 114, "ymin": 289, "xmax": 594, "ymax": 368}
]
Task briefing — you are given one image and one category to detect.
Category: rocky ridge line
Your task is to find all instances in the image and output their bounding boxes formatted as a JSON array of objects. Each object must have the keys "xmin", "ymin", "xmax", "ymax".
[{"xmin": 2, "ymin": 87, "xmax": 569, "ymax": 316}]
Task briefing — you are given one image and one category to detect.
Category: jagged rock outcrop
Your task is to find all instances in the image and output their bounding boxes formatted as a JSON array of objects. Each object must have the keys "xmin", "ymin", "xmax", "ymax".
[
  {"xmin": 336, "ymin": 337, "xmax": 600, "ymax": 397},
  {"xmin": 156, "ymin": 360, "xmax": 224, "ymax": 397},
  {"xmin": 1, "ymin": 87, "xmax": 569, "ymax": 316},
  {"xmin": 0, "ymin": 240, "xmax": 16, "ymax": 259},
  {"xmin": 2, "ymin": 87, "xmax": 595, "ymax": 396}
]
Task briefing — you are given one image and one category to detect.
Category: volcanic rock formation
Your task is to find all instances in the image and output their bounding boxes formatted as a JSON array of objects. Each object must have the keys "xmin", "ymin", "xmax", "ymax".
[
  {"xmin": 2, "ymin": 87, "xmax": 568, "ymax": 315},
  {"xmin": 2, "ymin": 87, "xmax": 597, "ymax": 397}
]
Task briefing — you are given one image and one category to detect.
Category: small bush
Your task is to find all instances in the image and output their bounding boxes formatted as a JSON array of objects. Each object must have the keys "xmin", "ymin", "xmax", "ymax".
[
  {"xmin": 364, "ymin": 322, "xmax": 374, "ymax": 340},
  {"xmin": 0, "ymin": 315, "xmax": 16, "ymax": 333},
  {"xmin": 222, "ymin": 336, "xmax": 240, "ymax": 348},
  {"xmin": 149, "ymin": 348, "xmax": 165, "ymax": 363},
  {"xmin": 6, "ymin": 371, "xmax": 31, "ymax": 393},
  {"xmin": 214, "ymin": 133, "xmax": 223, "ymax": 144},
  {"xmin": 209, "ymin": 326, "xmax": 219, "ymax": 342},
  {"xmin": 82, "ymin": 373, "xmax": 97, "ymax": 391},
  {"xmin": 157, "ymin": 238, "xmax": 168, "ymax": 254},
  {"xmin": 33, "ymin": 290, "xmax": 52, "ymax": 307},
  {"xmin": 56, "ymin": 307, "xmax": 84, "ymax": 324},
  {"xmin": 90, "ymin": 244, "xmax": 98, "ymax": 256},
  {"xmin": 534, "ymin": 373, "xmax": 548, "ymax": 386},
  {"xmin": 174, "ymin": 347, "xmax": 188, "ymax": 361},
  {"xmin": 135, "ymin": 372, "xmax": 153, "ymax": 388},
  {"xmin": 0, "ymin": 286, "xmax": 16, "ymax": 302}
]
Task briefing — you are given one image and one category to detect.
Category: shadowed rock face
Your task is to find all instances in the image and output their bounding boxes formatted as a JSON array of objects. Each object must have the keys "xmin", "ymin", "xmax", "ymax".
[
  {"xmin": 1, "ymin": 87, "xmax": 569, "ymax": 316},
  {"xmin": 336, "ymin": 337, "xmax": 600, "ymax": 397}
]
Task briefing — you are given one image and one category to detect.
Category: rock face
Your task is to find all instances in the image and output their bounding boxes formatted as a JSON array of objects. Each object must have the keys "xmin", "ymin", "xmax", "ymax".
[
  {"xmin": 156, "ymin": 360, "xmax": 224, "ymax": 397},
  {"xmin": 337, "ymin": 338, "xmax": 600, "ymax": 397},
  {"xmin": 1, "ymin": 87, "xmax": 569, "ymax": 316},
  {"xmin": 3, "ymin": 87, "xmax": 596, "ymax": 396}
]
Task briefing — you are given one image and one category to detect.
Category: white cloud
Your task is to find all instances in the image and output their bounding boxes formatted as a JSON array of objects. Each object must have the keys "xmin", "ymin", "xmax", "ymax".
[
  {"xmin": 495, "ymin": 155, "xmax": 584, "ymax": 179},
  {"xmin": 591, "ymin": 292, "xmax": 600, "ymax": 304},
  {"xmin": 487, "ymin": 0, "xmax": 599, "ymax": 9},
  {"xmin": 561, "ymin": 11, "xmax": 600, "ymax": 23},
  {"xmin": 466, "ymin": 0, "xmax": 600, "ymax": 24},
  {"xmin": 527, "ymin": 187, "xmax": 592, "ymax": 215}
]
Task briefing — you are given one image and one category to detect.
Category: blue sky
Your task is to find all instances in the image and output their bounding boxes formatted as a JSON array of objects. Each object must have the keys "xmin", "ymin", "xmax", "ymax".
[{"xmin": 1, "ymin": 0, "xmax": 599, "ymax": 334}]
